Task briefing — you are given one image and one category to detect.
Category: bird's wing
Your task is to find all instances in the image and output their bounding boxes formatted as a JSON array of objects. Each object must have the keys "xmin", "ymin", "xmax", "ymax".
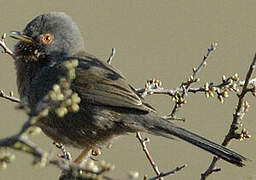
[{"xmin": 71, "ymin": 53, "xmax": 155, "ymax": 112}]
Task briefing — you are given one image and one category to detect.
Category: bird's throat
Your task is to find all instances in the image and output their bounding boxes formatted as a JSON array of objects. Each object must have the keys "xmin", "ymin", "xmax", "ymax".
[{"xmin": 14, "ymin": 58, "xmax": 46, "ymax": 101}]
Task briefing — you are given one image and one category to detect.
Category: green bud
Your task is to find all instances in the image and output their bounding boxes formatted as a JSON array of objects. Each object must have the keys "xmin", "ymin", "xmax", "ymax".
[
  {"xmin": 223, "ymin": 91, "xmax": 229, "ymax": 98},
  {"xmin": 68, "ymin": 69, "xmax": 76, "ymax": 80},
  {"xmin": 27, "ymin": 127, "xmax": 42, "ymax": 136},
  {"xmin": 65, "ymin": 89, "xmax": 73, "ymax": 96},
  {"xmin": 40, "ymin": 109, "xmax": 49, "ymax": 117},
  {"xmin": 52, "ymin": 84, "xmax": 61, "ymax": 93},
  {"xmin": 55, "ymin": 107, "xmax": 66, "ymax": 118},
  {"xmin": 56, "ymin": 93, "xmax": 64, "ymax": 101},
  {"xmin": 8, "ymin": 154, "xmax": 15, "ymax": 162},
  {"xmin": 13, "ymin": 142, "xmax": 22, "ymax": 149},
  {"xmin": 71, "ymin": 59, "xmax": 79, "ymax": 67},
  {"xmin": 65, "ymin": 99, "xmax": 72, "ymax": 106},
  {"xmin": 222, "ymin": 75, "xmax": 226, "ymax": 81},
  {"xmin": 49, "ymin": 90, "xmax": 57, "ymax": 101},
  {"xmin": 71, "ymin": 93, "xmax": 81, "ymax": 104},
  {"xmin": 71, "ymin": 103, "xmax": 79, "ymax": 112},
  {"xmin": 63, "ymin": 61, "xmax": 73, "ymax": 70},
  {"xmin": 0, "ymin": 162, "xmax": 7, "ymax": 169}
]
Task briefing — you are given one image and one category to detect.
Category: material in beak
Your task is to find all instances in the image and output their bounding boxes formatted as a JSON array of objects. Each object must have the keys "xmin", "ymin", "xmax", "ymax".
[{"xmin": 9, "ymin": 31, "xmax": 34, "ymax": 43}]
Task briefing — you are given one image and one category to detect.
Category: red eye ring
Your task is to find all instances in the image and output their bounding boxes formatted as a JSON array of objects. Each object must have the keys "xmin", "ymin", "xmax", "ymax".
[{"xmin": 41, "ymin": 33, "xmax": 53, "ymax": 45}]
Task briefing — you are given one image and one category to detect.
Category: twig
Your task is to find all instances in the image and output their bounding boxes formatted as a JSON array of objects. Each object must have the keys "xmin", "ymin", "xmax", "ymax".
[
  {"xmin": 239, "ymin": 77, "xmax": 256, "ymax": 86},
  {"xmin": 0, "ymin": 90, "xmax": 20, "ymax": 103},
  {"xmin": 169, "ymin": 42, "xmax": 217, "ymax": 117},
  {"xmin": 201, "ymin": 53, "xmax": 256, "ymax": 180},
  {"xmin": 107, "ymin": 48, "xmax": 116, "ymax": 64},
  {"xmin": 136, "ymin": 132, "xmax": 163, "ymax": 180},
  {"xmin": 0, "ymin": 116, "xmax": 43, "ymax": 158},
  {"xmin": 54, "ymin": 142, "xmax": 72, "ymax": 161},
  {"xmin": 145, "ymin": 164, "xmax": 187, "ymax": 180},
  {"xmin": 192, "ymin": 42, "xmax": 218, "ymax": 78},
  {"xmin": 0, "ymin": 33, "xmax": 20, "ymax": 104},
  {"xmin": 135, "ymin": 43, "xmax": 218, "ymax": 120},
  {"xmin": 0, "ymin": 33, "xmax": 15, "ymax": 59},
  {"xmin": 50, "ymin": 158, "xmax": 114, "ymax": 180},
  {"xmin": 136, "ymin": 76, "xmax": 256, "ymax": 99},
  {"xmin": 108, "ymin": 50, "xmax": 166, "ymax": 179}
]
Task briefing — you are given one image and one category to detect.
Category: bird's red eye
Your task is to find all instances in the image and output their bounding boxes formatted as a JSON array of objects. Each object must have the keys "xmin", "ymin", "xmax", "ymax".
[{"xmin": 41, "ymin": 33, "xmax": 53, "ymax": 45}]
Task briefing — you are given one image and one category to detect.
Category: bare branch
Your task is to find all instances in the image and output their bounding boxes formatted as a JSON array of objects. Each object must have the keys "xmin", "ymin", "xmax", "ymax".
[
  {"xmin": 0, "ymin": 90, "xmax": 20, "ymax": 103},
  {"xmin": 136, "ymin": 132, "xmax": 163, "ymax": 180},
  {"xmin": 169, "ymin": 42, "xmax": 217, "ymax": 117},
  {"xmin": 0, "ymin": 116, "xmax": 44, "ymax": 159},
  {"xmin": 192, "ymin": 42, "xmax": 217, "ymax": 77},
  {"xmin": 107, "ymin": 48, "xmax": 116, "ymax": 64},
  {"xmin": 201, "ymin": 53, "xmax": 256, "ymax": 180},
  {"xmin": 0, "ymin": 33, "xmax": 15, "ymax": 59},
  {"xmin": 145, "ymin": 164, "xmax": 187, "ymax": 180},
  {"xmin": 54, "ymin": 142, "xmax": 72, "ymax": 161}
]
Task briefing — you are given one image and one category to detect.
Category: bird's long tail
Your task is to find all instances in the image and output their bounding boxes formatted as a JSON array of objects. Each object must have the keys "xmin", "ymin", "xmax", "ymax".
[{"xmin": 135, "ymin": 114, "xmax": 247, "ymax": 167}]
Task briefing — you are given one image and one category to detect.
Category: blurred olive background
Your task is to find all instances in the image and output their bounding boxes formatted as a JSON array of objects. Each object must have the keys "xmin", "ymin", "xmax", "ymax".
[{"xmin": 0, "ymin": 0, "xmax": 255, "ymax": 179}]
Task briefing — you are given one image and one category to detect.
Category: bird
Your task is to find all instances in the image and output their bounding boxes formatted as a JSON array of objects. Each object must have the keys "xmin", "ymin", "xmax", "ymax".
[{"xmin": 10, "ymin": 12, "xmax": 246, "ymax": 166}]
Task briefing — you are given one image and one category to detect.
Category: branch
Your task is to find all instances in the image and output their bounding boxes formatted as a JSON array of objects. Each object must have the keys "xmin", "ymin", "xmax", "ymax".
[
  {"xmin": 109, "ymin": 49, "xmax": 183, "ymax": 180},
  {"xmin": 107, "ymin": 48, "xmax": 116, "ymax": 64},
  {"xmin": 169, "ymin": 42, "xmax": 217, "ymax": 117},
  {"xmin": 136, "ymin": 132, "xmax": 163, "ymax": 179},
  {"xmin": 0, "ymin": 90, "xmax": 20, "ymax": 103},
  {"xmin": 145, "ymin": 164, "xmax": 187, "ymax": 180},
  {"xmin": 0, "ymin": 33, "xmax": 15, "ymax": 59},
  {"xmin": 0, "ymin": 115, "xmax": 45, "ymax": 163},
  {"xmin": 54, "ymin": 142, "xmax": 72, "ymax": 161},
  {"xmin": 50, "ymin": 158, "xmax": 114, "ymax": 180},
  {"xmin": 201, "ymin": 53, "xmax": 256, "ymax": 179}
]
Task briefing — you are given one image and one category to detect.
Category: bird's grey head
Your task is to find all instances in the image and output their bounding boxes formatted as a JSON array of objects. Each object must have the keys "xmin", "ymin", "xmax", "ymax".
[{"xmin": 12, "ymin": 12, "xmax": 85, "ymax": 62}]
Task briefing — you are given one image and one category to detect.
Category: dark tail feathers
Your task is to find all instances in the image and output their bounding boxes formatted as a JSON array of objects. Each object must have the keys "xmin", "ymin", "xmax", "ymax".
[{"xmin": 143, "ymin": 117, "xmax": 247, "ymax": 167}]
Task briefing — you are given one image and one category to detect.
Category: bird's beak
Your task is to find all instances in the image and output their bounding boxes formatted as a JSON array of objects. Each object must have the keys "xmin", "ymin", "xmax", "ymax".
[{"xmin": 9, "ymin": 31, "xmax": 34, "ymax": 43}]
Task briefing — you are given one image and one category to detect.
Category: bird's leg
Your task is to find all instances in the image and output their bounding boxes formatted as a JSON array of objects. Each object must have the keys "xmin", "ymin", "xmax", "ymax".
[{"xmin": 73, "ymin": 147, "xmax": 91, "ymax": 164}]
